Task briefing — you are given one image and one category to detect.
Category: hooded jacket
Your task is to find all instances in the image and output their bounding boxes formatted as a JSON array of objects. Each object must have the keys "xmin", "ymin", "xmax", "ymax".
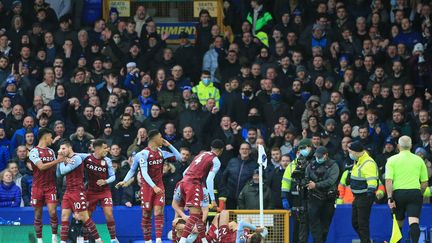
[{"xmin": 301, "ymin": 95, "xmax": 323, "ymax": 130}]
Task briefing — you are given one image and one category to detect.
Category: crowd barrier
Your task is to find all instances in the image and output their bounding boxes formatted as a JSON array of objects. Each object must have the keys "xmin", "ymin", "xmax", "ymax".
[{"xmin": 0, "ymin": 204, "xmax": 431, "ymax": 242}]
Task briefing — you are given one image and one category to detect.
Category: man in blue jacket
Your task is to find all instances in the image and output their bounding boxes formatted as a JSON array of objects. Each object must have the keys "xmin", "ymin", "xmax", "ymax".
[
  {"xmin": 220, "ymin": 142, "xmax": 258, "ymax": 209},
  {"xmin": 9, "ymin": 116, "xmax": 38, "ymax": 154}
]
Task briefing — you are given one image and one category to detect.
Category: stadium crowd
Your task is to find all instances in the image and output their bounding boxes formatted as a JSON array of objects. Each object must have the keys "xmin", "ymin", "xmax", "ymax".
[{"xmin": 0, "ymin": 0, "xmax": 431, "ymax": 216}]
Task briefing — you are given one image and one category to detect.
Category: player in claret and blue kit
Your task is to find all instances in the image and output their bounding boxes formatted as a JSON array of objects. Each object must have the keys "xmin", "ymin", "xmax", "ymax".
[
  {"xmin": 29, "ymin": 128, "xmax": 65, "ymax": 243},
  {"xmin": 78, "ymin": 139, "xmax": 118, "ymax": 243},
  {"xmin": 176, "ymin": 139, "xmax": 224, "ymax": 243},
  {"xmin": 56, "ymin": 140, "xmax": 103, "ymax": 243},
  {"xmin": 116, "ymin": 129, "xmax": 181, "ymax": 243}
]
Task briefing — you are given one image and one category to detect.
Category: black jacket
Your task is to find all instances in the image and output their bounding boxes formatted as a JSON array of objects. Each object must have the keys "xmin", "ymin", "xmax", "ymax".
[
  {"xmin": 113, "ymin": 125, "xmax": 137, "ymax": 156},
  {"xmin": 305, "ymin": 159, "xmax": 339, "ymax": 199},
  {"xmin": 220, "ymin": 156, "xmax": 258, "ymax": 201},
  {"xmin": 267, "ymin": 166, "xmax": 285, "ymax": 209}
]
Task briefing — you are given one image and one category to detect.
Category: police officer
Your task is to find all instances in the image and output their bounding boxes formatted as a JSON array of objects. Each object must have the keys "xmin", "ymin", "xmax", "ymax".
[
  {"xmin": 281, "ymin": 138, "xmax": 313, "ymax": 243},
  {"xmin": 348, "ymin": 141, "xmax": 379, "ymax": 243},
  {"xmin": 305, "ymin": 146, "xmax": 339, "ymax": 243},
  {"xmin": 386, "ymin": 136, "xmax": 429, "ymax": 243}
]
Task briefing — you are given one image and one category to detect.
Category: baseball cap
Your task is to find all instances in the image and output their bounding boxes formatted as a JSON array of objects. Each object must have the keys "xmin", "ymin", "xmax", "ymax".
[
  {"xmin": 298, "ymin": 139, "xmax": 312, "ymax": 148},
  {"xmin": 296, "ymin": 65, "xmax": 306, "ymax": 73},
  {"xmin": 182, "ymin": 86, "xmax": 192, "ymax": 91},
  {"xmin": 325, "ymin": 119, "xmax": 336, "ymax": 126},
  {"xmin": 312, "ymin": 24, "xmax": 323, "ymax": 31},
  {"xmin": 126, "ymin": 62, "xmax": 136, "ymax": 68},
  {"xmin": 348, "ymin": 141, "xmax": 364, "ymax": 152},
  {"xmin": 314, "ymin": 146, "xmax": 328, "ymax": 157},
  {"xmin": 384, "ymin": 137, "xmax": 395, "ymax": 146}
]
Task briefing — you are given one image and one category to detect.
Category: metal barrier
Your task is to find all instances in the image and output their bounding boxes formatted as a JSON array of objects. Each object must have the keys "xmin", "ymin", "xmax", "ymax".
[{"xmin": 227, "ymin": 210, "xmax": 290, "ymax": 243}]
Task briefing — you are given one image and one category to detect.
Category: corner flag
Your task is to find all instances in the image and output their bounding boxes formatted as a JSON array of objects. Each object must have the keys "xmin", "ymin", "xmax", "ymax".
[
  {"xmin": 257, "ymin": 144, "xmax": 267, "ymax": 169},
  {"xmin": 389, "ymin": 214, "xmax": 402, "ymax": 243}
]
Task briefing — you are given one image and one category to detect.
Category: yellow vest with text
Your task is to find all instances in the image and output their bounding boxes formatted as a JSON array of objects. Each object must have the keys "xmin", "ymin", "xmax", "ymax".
[{"xmin": 350, "ymin": 152, "xmax": 378, "ymax": 195}]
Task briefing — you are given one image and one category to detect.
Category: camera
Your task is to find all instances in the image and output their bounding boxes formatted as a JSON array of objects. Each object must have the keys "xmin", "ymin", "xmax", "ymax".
[{"xmin": 292, "ymin": 155, "xmax": 309, "ymax": 189}]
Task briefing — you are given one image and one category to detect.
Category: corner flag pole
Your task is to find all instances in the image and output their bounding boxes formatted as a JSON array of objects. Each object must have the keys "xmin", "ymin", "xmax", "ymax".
[
  {"xmin": 258, "ymin": 162, "xmax": 264, "ymax": 227},
  {"xmin": 257, "ymin": 145, "xmax": 267, "ymax": 228}
]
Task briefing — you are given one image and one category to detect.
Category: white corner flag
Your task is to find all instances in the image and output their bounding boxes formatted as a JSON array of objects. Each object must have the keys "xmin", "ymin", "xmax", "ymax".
[
  {"xmin": 257, "ymin": 144, "xmax": 267, "ymax": 227},
  {"xmin": 258, "ymin": 144, "xmax": 267, "ymax": 169}
]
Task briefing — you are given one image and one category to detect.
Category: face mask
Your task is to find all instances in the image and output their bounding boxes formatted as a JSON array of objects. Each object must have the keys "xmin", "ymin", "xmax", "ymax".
[
  {"xmin": 300, "ymin": 149, "xmax": 310, "ymax": 157},
  {"xmin": 271, "ymin": 93, "xmax": 281, "ymax": 101},
  {"xmin": 315, "ymin": 156, "xmax": 325, "ymax": 164},
  {"xmin": 202, "ymin": 78, "xmax": 210, "ymax": 85},
  {"xmin": 248, "ymin": 116, "xmax": 260, "ymax": 123},
  {"xmin": 244, "ymin": 90, "xmax": 253, "ymax": 97},
  {"xmin": 349, "ymin": 153, "xmax": 358, "ymax": 161}
]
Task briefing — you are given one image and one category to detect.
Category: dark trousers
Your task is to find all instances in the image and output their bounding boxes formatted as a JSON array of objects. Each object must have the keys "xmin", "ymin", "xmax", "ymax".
[
  {"xmin": 291, "ymin": 195, "xmax": 309, "ymax": 243},
  {"xmin": 307, "ymin": 199, "xmax": 335, "ymax": 243},
  {"xmin": 352, "ymin": 194, "xmax": 374, "ymax": 243}
]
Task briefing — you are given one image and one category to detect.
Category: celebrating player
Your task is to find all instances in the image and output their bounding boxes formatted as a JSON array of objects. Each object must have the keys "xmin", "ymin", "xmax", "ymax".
[
  {"xmin": 177, "ymin": 139, "xmax": 224, "ymax": 243},
  {"xmin": 56, "ymin": 141, "xmax": 103, "ymax": 243},
  {"xmin": 28, "ymin": 128, "xmax": 65, "ymax": 243},
  {"xmin": 78, "ymin": 139, "xmax": 118, "ymax": 243},
  {"xmin": 116, "ymin": 129, "xmax": 181, "ymax": 243}
]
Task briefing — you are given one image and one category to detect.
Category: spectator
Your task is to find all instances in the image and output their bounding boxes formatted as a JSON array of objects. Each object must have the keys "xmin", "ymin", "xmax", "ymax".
[
  {"xmin": 238, "ymin": 169, "xmax": 270, "ymax": 209},
  {"xmin": 99, "ymin": 122, "xmax": 114, "ymax": 147},
  {"xmin": 162, "ymin": 162, "xmax": 181, "ymax": 205},
  {"xmin": 220, "ymin": 143, "xmax": 258, "ymax": 209},
  {"xmin": 192, "ymin": 70, "xmax": 221, "ymax": 107},
  {"xmin": 113, "ymin": 114, "xmax": 137, "ymax": 155},
  {"xmin": 268, "ymin": 154, "xmax": 290, "ymax": 209},
  {"xmin": 203, "ymin": 36, "xmax": 223, "ymax": 83},
  {"xmin": 70, "ymin": 126, "xmax": 93, "ymax": 153},
  {"xmin": 0, "ymin": 170, "xmax": 21, "ymax": 207},
  {"xmin": 34, "ymin": 67, "xmax": 56, "ymax": 104},
  {"xmin": 157, "ymin": 78, "xmax": 182, "ymax": 120},
  {"xmin": 174, "ymin": 32, "xmax": 198, "ymax": 80},
  {"xmin": 141, "ymin": 104, "xmax": 165, "ymax": 132},
  {"xmin": 134, "ymin": 5, "xmax": 152, "ymax": 37},
  {"xmin": 9, "ymin": 116, "xmax": 37, "ymax": 154},
  {"xmin": 246, "ymin": 0, "xmax": 273, "ymax": 35},
  {"xmin": 127, "ymin": 127, "xmax": 147, "ymax": 157},
  {"xmin": 4, "ymin": 104, "xmax": 24, "ymax": 138}
]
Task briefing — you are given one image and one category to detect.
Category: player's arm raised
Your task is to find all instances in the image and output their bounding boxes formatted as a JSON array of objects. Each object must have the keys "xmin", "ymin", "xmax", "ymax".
[
  {"xmin": 98, "ymin": 157, "xmax": 116, "ymax": 186},
  {"xmin": 162, "ymin": 139, "xmax": 181, "ymax": 161},
  {"xmin": 59, "ymin": 156, "xmax": 83, "ymax": 175},
  {"xmin": 115, "ymin": 153, "xmax": 140, "ymax": 188},
  {"xmin": 29, "ymin": 149, "xmax": 65, "ymax": 171},
  {"xmin": 206, "ymin": 157, "xmax": 221, "ymax": 209}
]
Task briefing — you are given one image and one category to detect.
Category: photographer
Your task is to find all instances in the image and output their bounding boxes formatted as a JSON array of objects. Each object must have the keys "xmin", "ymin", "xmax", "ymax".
[
  {"xmin": 305, "ymin": 146, "xmax": 339, "ymax": 243},
  {"xmin": 281, "ymin": 138, "xmax": 314, "ymax": 243}
]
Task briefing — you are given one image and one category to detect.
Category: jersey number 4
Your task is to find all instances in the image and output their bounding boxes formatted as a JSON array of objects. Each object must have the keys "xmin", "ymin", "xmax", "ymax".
[{"xmin": 195, "ymin": 153, "xmax": 208, "ymax": 165}]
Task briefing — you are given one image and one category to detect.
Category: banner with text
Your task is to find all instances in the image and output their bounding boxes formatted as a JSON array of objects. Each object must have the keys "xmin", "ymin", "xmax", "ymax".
[
  {"xmin": 193, "ymin": 1, "xmax": 218, "ymax": 17},
  {"xmin": 156, "ymin": 22, "xmax": 197, "ymax": 42},
  {"xmin": 109, "ymin": 0, "xmax": 131, "ymax": 17}
]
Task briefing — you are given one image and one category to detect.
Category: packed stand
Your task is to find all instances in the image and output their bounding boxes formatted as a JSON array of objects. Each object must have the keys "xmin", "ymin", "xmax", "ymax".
[{"xmin": 0, "ymin": 0, "xmax": 431, "ymax": 212}]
